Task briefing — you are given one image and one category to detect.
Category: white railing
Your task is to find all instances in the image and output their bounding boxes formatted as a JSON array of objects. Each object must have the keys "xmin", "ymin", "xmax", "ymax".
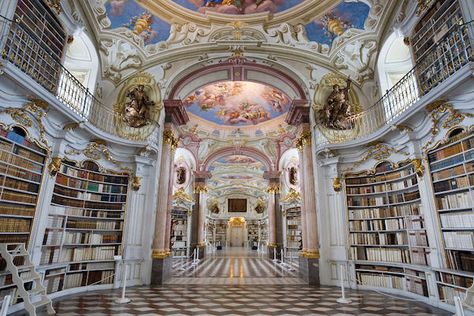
[
  {"xmin": 317, "ymin": 20, "xmax": 473, "ymax": 146},
  {"xmin": 0, "ymin": 15, "xmax": 159, "ymax": 141}
]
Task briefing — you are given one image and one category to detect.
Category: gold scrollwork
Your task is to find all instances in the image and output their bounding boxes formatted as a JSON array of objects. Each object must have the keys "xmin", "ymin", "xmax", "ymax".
[
  {"xmin": 303, "ymin": 249, "xmax": 320, "ymax": 259},
  {"xmin": 163, "ymin": 130, "xmax": 179, "ymax": 151},
  {"xmin": 333, "ymin": 177, "xmax": 342, "ymax": 192},
  {"xmin": 48, "ymin": 157, "xmax": 62, "ymax": 176},
  {"xmin": 266, "ymin": 184, "xmax": 281, "ymax": 194},
  {"xmin": 295, "ymin": 129, "xmax": 311, "ymax": 151},
  {"xmin": 193, "ymin": 183, "xmax": 208, "ymax": 194},
  {"xmin": 0, "ymin": 100, "xmax": 49, "ymax": 148},
  {"xmin": 173, "ymin": 187, "xmax": 194, "ymax": 203},
  {"xmin": 131, "ymin": 176, "xmax": 142, "ymax": 191},
  {"xmin": 412, "ymin": 158, "xmax": 425, "ymax": 178},
  {"xmin": 82, "ymin": 141, "xmax": 132, "ymax": 173},
  {"xmin": 423, "ymin": 100, "xmax": 473, "ymax": 150},
  {"xmin": 281, "ymin": 188, "xmax": 301, "ymax": 203}
]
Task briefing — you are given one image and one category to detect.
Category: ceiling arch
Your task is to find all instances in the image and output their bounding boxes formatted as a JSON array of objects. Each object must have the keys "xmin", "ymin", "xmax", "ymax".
[{"xmin": 200, "ymin": 146, "xmax": 273, "ymax": 172}]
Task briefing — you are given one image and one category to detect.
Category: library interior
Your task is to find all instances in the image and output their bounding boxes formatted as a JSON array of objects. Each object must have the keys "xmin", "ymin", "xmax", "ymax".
[{"xmin": 0, "ymin": 0, "xmax": 473, "ymax": 315}]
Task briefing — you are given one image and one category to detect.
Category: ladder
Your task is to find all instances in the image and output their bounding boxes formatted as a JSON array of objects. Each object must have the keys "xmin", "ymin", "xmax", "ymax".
[{"xmin": 0, "ymin": 243, "xmax": 55, "ymax": 315}]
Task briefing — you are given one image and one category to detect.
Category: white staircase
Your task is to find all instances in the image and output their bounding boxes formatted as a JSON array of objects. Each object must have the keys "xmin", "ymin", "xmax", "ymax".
[{"xmin": 0, "ymin": 243, "xmax": 55, "ymax": 315}]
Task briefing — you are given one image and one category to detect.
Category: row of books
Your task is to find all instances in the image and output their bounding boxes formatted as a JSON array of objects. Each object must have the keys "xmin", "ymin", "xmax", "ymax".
[
  {"xmin": 347, "ymin": 178, "xmax": 418, "ymax": 195},
  {"xmin": 60, "ymin": 207, "xmax": 124, "ymax": 219},
  {"xmin": 0, "ymin": 166, "xmax": 42, "ymax": 187},
  {"xmin": 52, "ymin": 195, "xmax": 125, "ymax": 210},
  {"xmin": 428, "ymin": 142, "xmax": 464, "ymax": 162},
  {"xmin": 0, "ymin": 204, "xmax": 36, "ymax": 217},
  {"xmin": 54, "ymin": 186, "xmax": 127, "ymax": 203},
  {"xmin": 60, "ymin": 165, "xmax": 128, "ymax": 185},
  {"xmin": 64, "ymin": 232, "xmax": 122, "ymax": 244},
  {"xmin": 46, "ymin": 215, "xmax": 64, "ymax": 228},
  {"xmin": 349, "ymin": 218, "xmax": 405, "ymax": 231},
  {"xmin": 350, "ymin": 247, "xmax": 411, "ymax": 263},
  {"xmin": 43, "ymin": 231, "xmax": 63, "ymax": 245},
  {"xmin": 40, "ymin": 247, "xmax": 61, "ymax": 265},
  {"xmin": 0, "ymin": 128, "xmax": 46, "ymax": 154},
  {"xmin": 60, "ymin": 246, "xmax": 117, "ymax": 262},
  {"xmin": 438, "ymin": 285, "xmax": 467, "ymax": 304},
  {"xmin": 433, "ymin": 176, "xmax": 470, "ymax": 193},
  {"xmin": 446, "ymin": 250, "xmax": 474, "ymax": 272},
  {"xmin": 56, "ymin": 174, "xmax": 127, "ymax": 193},
  {"xmin": 70, "ymin": 262, "xmax": 115, "ymax": 271},
  {"xmin": 0, "ymin": 150, "xmax": 43, "ymax": 173},
  {"xmin": 345, "ymin": 168, "xmax": 414, "ymax": 185},
  {"xmin": 0, "ymin": 140, "xmax": 45, "ymax": 164},
  {"xmin": 66, "ymin": 220, "xmax": 122, "ymax": 230},
  {"xmin": 440, "ymin": 212, "xmax": 474, "ymax": 228},
  {"xmin": 432, "ymin": 165, "xmax": 466, "ymax": 181},
  {"xmin": 408, "ymin": 232, "xmax": 429, "ymax": 247},
  {"xmin": 0, "ymin": 218, "xmax": 31, "ymax": 232},
  {"xmin": 0, "ymin": 235, "xmax": 29, "ymax": 244},
  {"xmin": 287, "ymin": 220, "xmax": 300, "ymax": 225},
  {"xmin": 348, "ymin": 204, "xmax": 421, "ymax": 220},
  {"xmin": 438, "ymin": 271, "xmax": 473, "ymax": 288},
  {"xmin": 350, "ymin": 232, "xmax": 408, "ymax": 245},
  {"xmin": 43, "ymin": 275, "xmax": 64, "ymax": 294},
  {"xmin": 411, "ymin": 249, "xmax": 430, "ymax": 265},
  {"xmin": 2, "ymin": 190, "xmax": 37, "ymax": 205},
  {"xmin": 286, "ymin": 230, "xmax": 301, "ymax": 236},
  {"xmin": 357, "ymin": 272, "xmax": 403, "ymax": 290},
  {"xmin": 348, "ymin": 191, "xmax": 420, "ymax": 207},
  {"xmin": 436, "ymin": 192, "xmax": 472, "ymax": 210},
  {"xmin": 443, "ymin": 231, "xmax": 473, "ymax": 250},
  {"xmin": 405, "ymin": 277, "xmax": 428, "ymax": 296},
  {"xmin": 1, "ymin": 177, "xmax": 39, "ymax": 193},
  {"xmin": 430, "ymin": 153, "xmax": 468, "ymax": 171},
  {"xmin": 405, "ymin": 216, "xmax": 425, "ymax": 229}
]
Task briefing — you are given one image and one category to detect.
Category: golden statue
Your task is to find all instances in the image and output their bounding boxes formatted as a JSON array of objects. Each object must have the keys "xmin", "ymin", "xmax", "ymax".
[
  {"xmin": 319, "ymin": 77, "xmax": 354, "ymax": 130},
  {"xmin": 123, "ymin": 85, "xmax": 154, "ymax": 128}
]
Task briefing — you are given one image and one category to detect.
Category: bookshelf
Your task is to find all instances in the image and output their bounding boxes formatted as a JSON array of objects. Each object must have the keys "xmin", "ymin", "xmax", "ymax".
[
  {"xmin": 171, "ymin": 209, "xmax": 189, "ymax": 257},
  {"xmin": 215, "ymin": 220, "xmax": 227, "ymax": 249},
  {"xmin": 0, "ymin": 125, "xmax": 48, "ymax": 304},
  {"xmin": 40, "ymin": 159, "xmax": 129, "ymax": 293},
  {"xmin": 345, "ymin": 160, "xmax": 431, "ymax": 293},
  {"xmin": 284, "ymin": 208, "xmax": 301, "ymax": 258},
  {"xmin": 435, "ymin": 268, "xmax": 473, "ymax": 304},
  {"xmin": 247, "ymin": 220, "xmax": 259, "ymax": 249},
  {"xmin": 411, "ymin": 0, "xmax": 466, "ymax": 92},
  {"xmin": 427, "ymin": 128, "xmax": 474, "ymax": 273}
]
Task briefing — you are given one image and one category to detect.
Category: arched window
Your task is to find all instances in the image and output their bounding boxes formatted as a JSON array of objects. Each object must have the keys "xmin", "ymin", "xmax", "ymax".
[
  {"xmin": 63, "ymin": 32, "xmax": 99, "ymax": 94},
  {"xmin": 377, "ymin": 32, "xmax": 413, "ymax": 94}
]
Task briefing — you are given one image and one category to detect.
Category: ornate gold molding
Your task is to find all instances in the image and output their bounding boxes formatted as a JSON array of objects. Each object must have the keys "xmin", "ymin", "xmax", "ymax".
[
  {"xmin": 46, "ymin": 0, "xmax": 62, "ymax": 14},
  {"xmin": 395, "ymin": 124, "xmax": 413, "ymax": 133},
  {"xmin": 295, "ymin": 129, "xmax": 311, "ymax": 151},
  {"xmin": 173, "ymin": 187, "xmax": 194, "ymax": 203},
  {"xmin": 281, "ymin": 188, "xmax": 301, "ymax": 203},
  {"xmin": 193, "ymin": 183, "xmax": 208, "ymax": 194},
  {"xmin": 163, "ymin": 130, "xmax": 179, "ymax": 151},
  {"xmin": 303, "ymin": 249, "xmax": 320, "ymax": 259},
  {"xmin": 343, "ymin": 142, "xmax": 409, "ymax": 174},
  {"xmin": 0, "ymin": 100, "xmax": 49, "ymax": 148},
  {"xmin": 332, "ymin": 177, "xmax": 342, "ymax": 192},
  {"xmin": 62, "ymin": 122, "xmax": 80, "ymax": 131},
  {"xmin": 412, "ymin": 158, "xmax": 425, "ymax": 178},
  {"xmin": 131, "ymin": 176, "xmax": 142, "ymax": 191},
  {"xmin": 266, "ymin": 184, "xmax": 280, "ymax": 194},
  {"xmin": 152, "ymin": 249, "xmax": 170, "ymax": 259},
  {"xmin": 48, "ymin": 157, "xmax": 62, "ymax": 176},
  {"xmin": 423, "ymin": 101, "xmax": 473, "ymax": 151}
]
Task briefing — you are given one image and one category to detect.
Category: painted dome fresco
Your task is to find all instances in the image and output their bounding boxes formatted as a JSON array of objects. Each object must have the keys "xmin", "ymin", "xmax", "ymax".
[
  {"xmin": 183, "ymin": 81, "xmax": 291, "ymax": 126},
  {"xmin": 171, "ymin": 0, "xmax": 304, "ymax": 15}
]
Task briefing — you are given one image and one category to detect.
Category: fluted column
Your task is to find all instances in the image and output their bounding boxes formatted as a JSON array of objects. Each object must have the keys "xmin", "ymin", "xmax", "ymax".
[
  {"xmin": 192, "ymin": 171, "xmax": 211, "ymax": 258},
  {"xmin": 264, "ymin": 174, "xmax": 280, "ymax": 258}
]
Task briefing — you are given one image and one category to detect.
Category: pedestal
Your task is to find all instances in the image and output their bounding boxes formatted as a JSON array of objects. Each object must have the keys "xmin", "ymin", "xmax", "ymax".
[
  {"xmin": 299, "ymin": 256, "xmax": 320, "ymax": 285},
  {"xmin": 151, "ymin": 257, "xmax": 172, "ymax": 285}
]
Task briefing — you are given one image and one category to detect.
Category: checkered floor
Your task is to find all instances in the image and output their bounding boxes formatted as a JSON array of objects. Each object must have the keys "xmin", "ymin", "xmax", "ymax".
[{"xmin": 44, "ymin": 285, "xmax": 449, "ymax": 315}]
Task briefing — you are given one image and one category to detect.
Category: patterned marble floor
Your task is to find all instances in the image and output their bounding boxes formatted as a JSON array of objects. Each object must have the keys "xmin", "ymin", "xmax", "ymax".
[
  {"xmin": 43, "ymin": 285, "xmax": 449, "ymax": 315},
  {"xmin": 169, "ymin": 247, "xmax": 302, "ymax": 285},
  {"xmin": 13, "ymin": 248, "xmax": 451, "ymax": 315}
]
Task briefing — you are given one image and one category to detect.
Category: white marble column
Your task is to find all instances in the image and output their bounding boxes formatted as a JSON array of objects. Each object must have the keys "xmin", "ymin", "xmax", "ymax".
[
  {"xmin": 151, "ymin": 128, "xmax": 177, "ymax": 259},
  {"xmin": 197, "ymin": 189, "xmax": 207, "ymax": 246},
  {"xmin": 267, "ymin": 187, "xmax": 277, "ymax": 247}
]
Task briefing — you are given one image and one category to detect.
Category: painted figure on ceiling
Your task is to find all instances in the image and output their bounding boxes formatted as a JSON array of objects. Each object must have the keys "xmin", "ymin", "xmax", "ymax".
[{"xmin": 187, "ymin": 0, "xmax": 285, "ymax": 14}]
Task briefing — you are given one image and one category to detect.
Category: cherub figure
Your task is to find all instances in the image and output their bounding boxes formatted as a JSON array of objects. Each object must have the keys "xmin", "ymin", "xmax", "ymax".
[
  {"xmin": 123, "ymin": 84, "xmax": 155, "ymax": 128},
  {"xmin": 319, "ymin": 77, "xmax": 354, "ymax": 130}
]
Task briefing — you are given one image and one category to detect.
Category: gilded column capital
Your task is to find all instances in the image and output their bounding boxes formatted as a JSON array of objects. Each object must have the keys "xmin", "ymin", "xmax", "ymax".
[
  {"xmin": 194, "ymin": 183, "xmax": 208, "ymax": 194},
  {"xmin": 266, "ymin": 184, "xmax": 280, "ymax": 194},
  {"xmin": 131, "ymin": 176, "xmax": 142, "ymax": 191},
  {"xmin": 295, "ymin": 129, "xmax": 311, "ymax": 152},
  {"xmin": 163, "ymin": 130, "xmax": 179, "ymax": 151}
]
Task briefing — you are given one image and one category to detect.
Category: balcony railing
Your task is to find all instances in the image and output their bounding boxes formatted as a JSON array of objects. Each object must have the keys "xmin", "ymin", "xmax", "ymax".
[
  {"xmin": 0, "ymin": 15, "xmax": 158, "ymax": 141},
  {"xmin": 317, "ymin": 21, "xmax": 473, "ymax": 146}
]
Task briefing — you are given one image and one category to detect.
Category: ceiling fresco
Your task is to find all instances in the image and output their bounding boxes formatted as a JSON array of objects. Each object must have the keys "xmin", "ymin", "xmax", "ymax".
[
  {"xmin": 183, "ymin": 81, "xmax": 291, "ymax": 126},
  {"xmin": 305, "ymin": 1, "xmax": 370, "ymax": 46},
  {"xmin": 171, "ymin": 0, "xmax": 304, "ymax": 15},
  {"xmin": 105, "ymin": 0, "xmax": 171, "ymax": 45}
]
